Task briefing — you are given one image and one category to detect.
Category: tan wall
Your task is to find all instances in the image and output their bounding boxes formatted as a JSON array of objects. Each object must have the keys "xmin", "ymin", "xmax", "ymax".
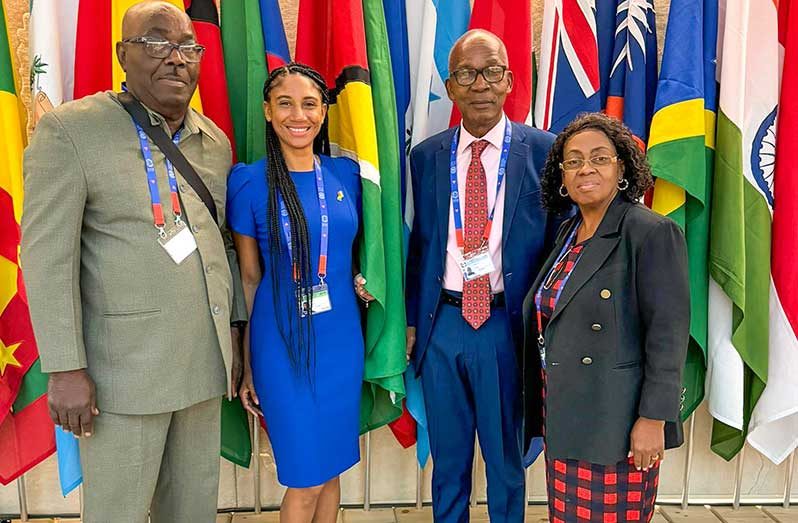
[{"xmin": 2, "ymin": 0, "xmax": 797, "ymax": 517}]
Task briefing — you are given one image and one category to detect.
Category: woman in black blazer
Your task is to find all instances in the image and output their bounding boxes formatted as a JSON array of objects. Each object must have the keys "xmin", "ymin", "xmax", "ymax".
[{"xmin": 522, "ymin": 113, "xmax": 689, "ymax": 523}]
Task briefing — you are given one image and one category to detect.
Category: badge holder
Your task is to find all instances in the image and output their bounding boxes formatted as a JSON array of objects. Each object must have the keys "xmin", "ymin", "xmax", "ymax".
[
  {"xmin": 158, "ymin": 218, "xmax": 197, "ymax": 265},
  {"xmin": 299, "ymin": 276, "xmax": 333, "ymax": 317},
  {"xmin": 458, "ymin": 243, "xmax": 496, "ymax": 281}
]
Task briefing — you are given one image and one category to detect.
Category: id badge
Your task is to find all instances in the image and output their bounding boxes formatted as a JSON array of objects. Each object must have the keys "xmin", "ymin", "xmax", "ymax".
[
  {"xmin": 300, "ymin": 283, "xmax": 333, "ymax": 317},
  {"xmin": 158, "ymin": 221, "xmax": 198, "ymax": 264},
  {"xmin": 538, "ymin": 341, "xmax": 547, "ymax": 370},
  {"xmin": 459, "ymin": 246, "xmax": 496, "ymax": 281}
]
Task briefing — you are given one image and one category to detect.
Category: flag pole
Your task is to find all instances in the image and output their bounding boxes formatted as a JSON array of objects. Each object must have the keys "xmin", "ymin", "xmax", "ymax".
[
  {"xmin": 523, "ymin": 467, "xmax": 532, "ymax": 523},
  {"xmin": 680, "ymin": 413, "xmax": 696, "ymax": 509},
  {"xmin": 17, "ymin": 476, "xmax": 28, "ymax": 521},
  {"xmin": 784, "ymin": 450, "xmax": 795, "ymax": 509},
  {"xmin": 732, "ymin": 445, "xmax": 746, "ymax": 509},
  {"xmin": 252, "ymin": 414, "xmax": 262, "ymax": 513},
  {"xmin": 416, "ymin": 461, "xmax": 423, "ymax": 509},
  {"xmin": 234, "ymin": 464, "xmax": 240, "ymax": 510},
  {"xmin": 364, "ymin": 432, "xmax": 372, "ymax": 510},
  {"xmin": 79, "ymin": 484, "xmax": 84, "ymax": 520}
]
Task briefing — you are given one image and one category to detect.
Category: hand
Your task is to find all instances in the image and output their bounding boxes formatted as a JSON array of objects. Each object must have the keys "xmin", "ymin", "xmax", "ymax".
[
  {"xmin": 230, "ymin": 326, "xmax": 244, "ymax": 397},
  {"xmin": 354, "ymin": 273, "xmax": 376, "ymax": 306},
  {"xmin": 48, "ymin": 369, "xmax": 99, "ymax": 438},
  {"xmin": 239, "ymin": 368, "xmax": 262, "ymax": 417},
  {"xmin": 406, "ymin": 327, "xmax": 417, "ymax": 362},
  {"xmin": 628, "ymin": 416, "xmax": 665, "ymax": 471}
]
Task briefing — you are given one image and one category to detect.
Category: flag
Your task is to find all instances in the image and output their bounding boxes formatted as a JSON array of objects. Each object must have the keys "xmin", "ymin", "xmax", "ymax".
[
  {"xmin": 604, "ymin": 0, "xmax": 657, "ymax": 146},
  {"xmin": 186, "ymin": 0, "xmax": 236, "ymax": 159},
  {"xmin": 707, "ymin": 0, "xmax": 775, "ymax": 460},
  {"xmin": 452, "ymin": 0, "xmax": 533, "ymax": 124},
  {"xmin": 296, "ymin": 0, "xmax": 406, "ymax": 432},
  {"xmin": 186, "ymin": 0, "xmax": 252, "ymax": 468},
  {"xmin": 258, "ymin": 0, "xmax": 290, "ymax": 71},
  {"xmin": 28, "ymin": 0, "xmax": 83, "ymax": 493},
  {"xmin": 648, "ymin": 0, "xmax": 718, "ymax": 422},
  {"xmin": 403, "ymin": 0, "xmax": 468, "ymax": 464},
  {"xmin": 747, "ymin": 0, "xmax": 798, "ymax": 465},
  {"xmin": 0, "ymin": 0, "xmax": 56, "ymax": 485},
  {"xmin": 221, "ymin": 0, "xmax": 267, "ymax": 164},
  {"xmin": 73, "ymin": 0, "xmax": 202, "ymax": 111}
]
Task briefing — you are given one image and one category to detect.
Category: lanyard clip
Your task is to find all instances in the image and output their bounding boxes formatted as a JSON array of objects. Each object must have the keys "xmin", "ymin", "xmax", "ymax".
[
  {"xmin": 537, "ymin": 334, "xmax": 544, "ymax": 346},
  {"xmin": 318, "ymin": 274, "xmax": 326, "ymax": 286},
  {"xmin": 174, "ymin": 214, "xmax": 183, "ymax": 226},
  {"xmin": 156, "ymin": 225, "xmax": 167, "ymax": 239}
]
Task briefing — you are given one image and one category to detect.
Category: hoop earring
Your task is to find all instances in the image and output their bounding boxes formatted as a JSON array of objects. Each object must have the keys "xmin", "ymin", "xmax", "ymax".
[
  {"xmin": 559, "ymin": 184, "xmax": 569, "ymax": 198},
  {"xmin": 618, "ymin": 178, "xmax": 629, "ymax": 191}
]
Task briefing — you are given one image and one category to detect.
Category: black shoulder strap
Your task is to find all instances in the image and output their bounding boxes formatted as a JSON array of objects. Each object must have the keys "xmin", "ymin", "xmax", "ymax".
[{"xmin": 118, "ymin": 93, "xmax": 218, "ymax": 223}]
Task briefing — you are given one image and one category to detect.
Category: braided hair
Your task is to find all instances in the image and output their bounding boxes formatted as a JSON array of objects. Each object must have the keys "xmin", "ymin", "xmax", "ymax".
[{"xmin": 262, "ymin": 63, "xmax": 331, "ymax": 377}]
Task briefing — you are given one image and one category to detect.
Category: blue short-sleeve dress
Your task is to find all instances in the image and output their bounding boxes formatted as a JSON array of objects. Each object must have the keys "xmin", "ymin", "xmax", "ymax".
[{"xmin": 227, "ymin": 155, "xmax": 364, "ymax": 488}]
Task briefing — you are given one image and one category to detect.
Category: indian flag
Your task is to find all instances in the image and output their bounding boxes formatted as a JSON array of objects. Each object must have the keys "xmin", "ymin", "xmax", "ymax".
[
  {"xmin": 706, "ymin": 0, "xmax": 776, "ymax": 461},
  {"xmin": 747, "ymin": 0, "xmax": 798, "ymax": 465},
  {"xmin": 649, "ymin": 0, "xmax": 718, "ymax": 421}
]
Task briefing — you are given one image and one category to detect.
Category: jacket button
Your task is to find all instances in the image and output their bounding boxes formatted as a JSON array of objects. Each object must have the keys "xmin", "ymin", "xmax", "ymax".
[
  {"xmin": 180, "ymin": 183, "xmax": 188, "ymax": 192},
  {"xmin": 437, "ymin": 275, "xmax": 442, "ymax": 282},
  {"xmin": 428, "ymin": 313, "xmax": 433, "ymax": 319},
  {"xmin": 600, "ymin": 289, "xmax": 612, "ymax": 299},
  {"xmin": 212, "ymin": 305, "xmax": 221, "ymax": 315},
  {"xmin": 192, "ymin": 224, "xmax": 200, "ymax": 233},
  {"xmin": 581, "ymin": 356, "xmax": 593, "ymax": 365},
  {"xmin": 591, "ymin": 323, "xmax": 602, "ymax": 332}
]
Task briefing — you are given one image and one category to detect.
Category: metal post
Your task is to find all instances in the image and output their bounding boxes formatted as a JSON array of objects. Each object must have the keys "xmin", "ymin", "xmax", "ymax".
[
  {"xmin": 364, "ymin": 432, "xmax": 372, "ymax": 511},
  {"xmin": 79, "ymin": 484, "xmax": 84, "ymax": 520},
  {"xmin": 17, "ymin": 476, "xmax": 28, "ymax": 522},
  {"xmin": 680, "ymin": 414, "xmax": 696, "ymax": 510},
  {"xmin": 732, "ymin": 446, "xmax": 745, "ymax": 510},
  {"xmin": 252, "ymin": 414, "xmax": 262, "ymax": 514},
  {"xmin": 234, "ymin": 463, "xmax": 240, "ymax": 510},
  {"xmin": 416, "ymin": 461, "xmax": 423, "ymax": 510},
  {"xmin": 523, "ymin": 467, "xmax": 532, "ymax": 523},
  {"xmin": 784, "ymin": 450, "xmax": 796, "ymax": 509}
]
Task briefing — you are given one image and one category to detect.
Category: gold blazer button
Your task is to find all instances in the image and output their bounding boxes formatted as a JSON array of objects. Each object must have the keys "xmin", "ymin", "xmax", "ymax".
[
  {"xmin": 591, "ymin": 323, "xmax": 602, "ymax": 332},
  {"xmin": 600, "ymin": 289, "xmax": 612, "ymax": 299},
  {"xmin": 581, "ymin": 356, "xmax": 593, "ymax": 365}
]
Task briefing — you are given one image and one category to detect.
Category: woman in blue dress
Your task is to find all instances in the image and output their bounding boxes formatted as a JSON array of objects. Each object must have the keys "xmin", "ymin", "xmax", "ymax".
[{"xmin": 227, "ymin": 63, "xmax": 373, "ymax": 523}]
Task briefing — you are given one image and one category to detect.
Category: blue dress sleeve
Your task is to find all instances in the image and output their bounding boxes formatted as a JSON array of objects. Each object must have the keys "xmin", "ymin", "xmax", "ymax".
[{"xmin": 226, "ymin": 162, "xmax": 257, "ymax": 238}]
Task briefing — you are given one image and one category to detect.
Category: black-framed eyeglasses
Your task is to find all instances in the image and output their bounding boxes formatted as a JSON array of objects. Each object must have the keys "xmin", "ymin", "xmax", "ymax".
[
  {"xmin": 450, "ymin": 65, "xmax": 508, "ymax": 86},
  {"xmin": 122, "ymin": 36, "xmax": 205, "ymax": 63}
]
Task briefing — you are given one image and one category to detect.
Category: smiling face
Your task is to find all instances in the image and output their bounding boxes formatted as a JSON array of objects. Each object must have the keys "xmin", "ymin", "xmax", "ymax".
[
  {"xmin": 561, "ymin": 129, "xmax": 624, "ymax": 210},
  {"xmin": 116, "ymin": 3, "xmax": 199, "ymax": 117},
  {"xmin": 264, "ymin": 73, "xmax": 327, "ymax": 155},
  {"xmin": 445, "ymin": 32, "xmax": 513, "ymax": 137}
]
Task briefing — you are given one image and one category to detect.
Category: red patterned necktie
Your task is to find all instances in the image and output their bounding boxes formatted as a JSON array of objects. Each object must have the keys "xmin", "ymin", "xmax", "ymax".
[{"xmin": 462, "ymin": 139, "xmax": 491, "ymax": 330}]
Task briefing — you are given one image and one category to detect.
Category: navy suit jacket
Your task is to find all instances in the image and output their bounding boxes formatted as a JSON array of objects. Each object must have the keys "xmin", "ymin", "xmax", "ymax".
[{"xmin": 406, "ymin": 121, "xmax": 566, "ymax": 373}]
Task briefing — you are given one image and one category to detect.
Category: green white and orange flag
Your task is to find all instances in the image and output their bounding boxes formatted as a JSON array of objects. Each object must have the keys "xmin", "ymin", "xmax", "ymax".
[
  {"xmin": 707, "ymin": 0, "xmax": 776, "ymax": 460},
  {"xmin": 0, "ymin": 0, "xmax": 56, "ymax": 485},
  {"xmin": 648, "ymin": 0, "xmax": 718, "ymax": 421},
  {"xmin": 295, "ymin": 0, "xmax": 406, "ymax": 432}
]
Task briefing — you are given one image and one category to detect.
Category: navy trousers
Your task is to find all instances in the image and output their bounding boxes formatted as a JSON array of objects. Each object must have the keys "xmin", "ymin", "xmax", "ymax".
[{"xmin": 420, "ymin": 301, "xmax": 525, "ymax": 523}]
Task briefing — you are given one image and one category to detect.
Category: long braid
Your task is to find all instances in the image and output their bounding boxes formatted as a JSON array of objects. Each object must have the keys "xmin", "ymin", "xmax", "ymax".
[{"xmin": 263, "ymin": 63, "xmax": 331, "ymax": 378}]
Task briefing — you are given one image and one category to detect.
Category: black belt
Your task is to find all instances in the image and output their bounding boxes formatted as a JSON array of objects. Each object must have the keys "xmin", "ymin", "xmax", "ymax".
[{"xmin": 441, "ymin": 290, "xmax": 505, "ymax": 308}]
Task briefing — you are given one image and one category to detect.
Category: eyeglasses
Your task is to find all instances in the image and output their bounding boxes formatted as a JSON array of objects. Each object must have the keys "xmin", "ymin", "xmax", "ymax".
[
  {"xmin": 559, "ymin": 155, "xmax": 618, "ymax": 172},
  {"xmin": 450, "ymin": 65, "xmax": 508, "ymax": 86},
  {"xmin": 122, "ymin": 37, "xmax": 205, "ymax": 63}
]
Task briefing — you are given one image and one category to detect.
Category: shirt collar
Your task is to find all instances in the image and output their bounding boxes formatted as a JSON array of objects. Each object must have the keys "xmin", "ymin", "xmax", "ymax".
[
  {"xmin": 112, "ymin": 91, "xmax": 216, "ymax": 141},
  {"xmin": 457, "ymin": 112, "xmax": 507, "ymax": 156}
]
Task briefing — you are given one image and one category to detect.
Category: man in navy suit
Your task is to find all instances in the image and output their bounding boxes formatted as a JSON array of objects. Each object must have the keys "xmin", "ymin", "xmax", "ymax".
[{"xmin": 406, "ymin": 30, "xmax": 564, "ymax": 523}]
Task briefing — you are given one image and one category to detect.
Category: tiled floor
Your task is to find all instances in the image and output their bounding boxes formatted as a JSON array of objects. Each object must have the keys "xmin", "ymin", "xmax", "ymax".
[{"xmin": 7, "ymin": 505, "xmax": 798, "ymax": 522}]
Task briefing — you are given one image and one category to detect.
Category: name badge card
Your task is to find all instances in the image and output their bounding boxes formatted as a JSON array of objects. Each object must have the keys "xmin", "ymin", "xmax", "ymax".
[
  {"xmin": 300, "ymin": 283, "xmax": 333, "ymax": 317},
  {"xmin": 158, "ymin": 220, "xmax": 198, "ymax": 264},
  {"xmin": 459, "ymin": 246, "xmax": 496, "ymax": 281}
]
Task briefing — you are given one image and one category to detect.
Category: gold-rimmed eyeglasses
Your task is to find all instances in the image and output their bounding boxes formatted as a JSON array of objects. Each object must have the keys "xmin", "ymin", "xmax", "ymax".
[
  {"xmin": 559, "ymin": 155, "xmax": 618, "ymax": 172},
  {"xmin": 123, "ymin": 36, "xmax": 205, "ymax": 63}
]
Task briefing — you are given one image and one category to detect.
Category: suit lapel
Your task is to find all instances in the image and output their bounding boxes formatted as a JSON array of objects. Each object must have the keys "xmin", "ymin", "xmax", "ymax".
[
  {"xmin": 502, "ymin": 123, "xmax": 528, "ymax": 242},
  {"xmin": 435, "ymin": 136, "xmax": 452, "ymax": 265},
  {"xmin": 529, "ymin": 218, "xmax": 577, "ymax": 302},
  {"xmin": 549, "ymin": 196, "xmax": 632, "ymax": 323}
]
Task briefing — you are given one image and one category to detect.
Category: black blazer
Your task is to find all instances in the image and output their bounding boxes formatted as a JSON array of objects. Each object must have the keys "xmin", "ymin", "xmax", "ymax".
[{"xmin": 521, "ymin": 194, "xmax": 690, "ymax": 465}]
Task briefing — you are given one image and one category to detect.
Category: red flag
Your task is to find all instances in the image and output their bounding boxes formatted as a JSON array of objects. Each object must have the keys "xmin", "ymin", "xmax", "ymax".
[
  {"xmin": 449, "ymin": 0, "xmax": 533, "ymax": 125},
  {"xmin": 73, "ymin": 0, "xmax": 112, "ymax": 98},
  {"xmin": 185, "ymin": 0, "xmax": 237, "ymax": 161},
  {"xmin": 388, "ymin": 401, "xmax": 416, "ymax": 449}
]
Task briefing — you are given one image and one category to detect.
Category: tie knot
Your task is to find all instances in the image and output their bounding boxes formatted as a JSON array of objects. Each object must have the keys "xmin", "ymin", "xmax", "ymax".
[{"xmin": 470, "ymin": 140, "xmax": 489, "ymax": 159}]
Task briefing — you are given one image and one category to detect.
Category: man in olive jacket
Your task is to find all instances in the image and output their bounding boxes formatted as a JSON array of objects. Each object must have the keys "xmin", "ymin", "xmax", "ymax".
[{"xmin": 20, "ymin": 3, "xmax": 245, "ymax": 521}]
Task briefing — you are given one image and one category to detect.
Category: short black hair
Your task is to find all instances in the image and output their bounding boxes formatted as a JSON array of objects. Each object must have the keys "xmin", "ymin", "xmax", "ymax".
[{"xmin": 540, "ymin": 112, "xmax": 654, "ymax": 214}]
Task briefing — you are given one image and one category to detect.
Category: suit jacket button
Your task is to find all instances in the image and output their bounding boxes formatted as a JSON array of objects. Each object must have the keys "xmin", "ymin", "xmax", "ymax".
[
  {"xmin": 600, "ymin": 289, "xmax": 612, "ymax": 299},
  {"xmin": 212, "ymin": 305, "xmax": 221, "ymax": 315},
  {"xmin": 428, "ymin": 313, "xmax": 433, "ymax": 319},
  {"xmin": 591, "ymin": 323, "xmax": 602, "ymax": 332},
  {"xmin": 192, "ymin": 224, "xmax": 200, "ymax": 233},
  {"xmin": 581, "ymin": 356, "xmax": 593, "ymax": 365}
]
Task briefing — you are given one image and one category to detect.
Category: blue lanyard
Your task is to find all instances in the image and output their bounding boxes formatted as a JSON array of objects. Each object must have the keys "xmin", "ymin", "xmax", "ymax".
[
  {"xmin": 134, "ymin": 123, "xmax": 182, "ymax": 235},
  {"xmin": 534, "ymin": 221, "xmax": 582, "ymax": 345},
  {"xmin": 279, "ymin": 157, "xmax": 329, "ymax": 282},
  {"xmin": 449, "ymin": 120, "xmax": 512, "ymax": 249}
]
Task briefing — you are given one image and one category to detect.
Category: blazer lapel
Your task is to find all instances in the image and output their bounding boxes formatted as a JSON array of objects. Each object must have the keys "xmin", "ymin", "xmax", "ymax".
[
  {"xmin": 502, "ymin": 123, "xmax": 528, "ymax": 242},
  {"xmin": 549, "ymin": 196, "xmax": 632, "ymax": 323},
  {"xmin": 435, "ymin": 138, "xmax": 452, "ymax": 265},
  {"xmin": 529, "ymin": 217, "xmax": 576, "ymax": 302}
]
